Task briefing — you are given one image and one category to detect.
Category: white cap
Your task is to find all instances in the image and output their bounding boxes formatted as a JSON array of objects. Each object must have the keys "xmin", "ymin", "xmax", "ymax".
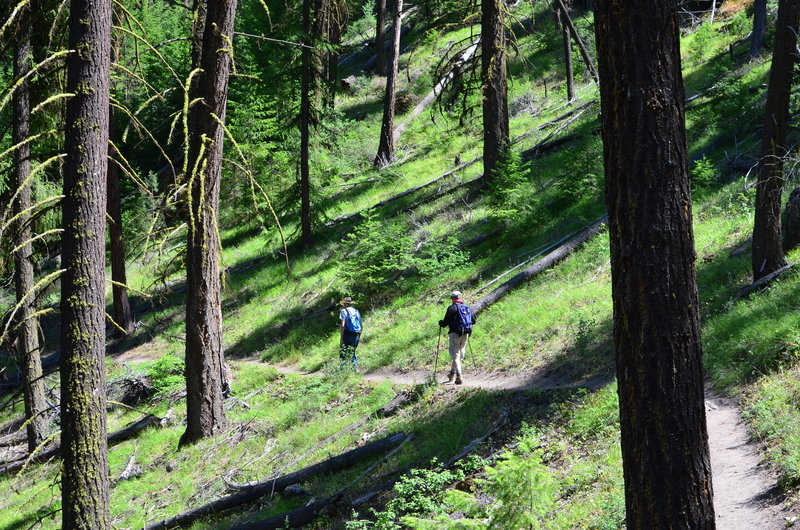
[{"xmin": 450, "ymin": 290, "xmax": 462, "ymax": 299}]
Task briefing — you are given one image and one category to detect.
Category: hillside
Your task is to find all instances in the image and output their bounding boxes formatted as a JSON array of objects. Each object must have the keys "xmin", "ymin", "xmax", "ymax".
[{"xmin": 2, "ymin": 1, "xmax": 800, "ymax": 528}]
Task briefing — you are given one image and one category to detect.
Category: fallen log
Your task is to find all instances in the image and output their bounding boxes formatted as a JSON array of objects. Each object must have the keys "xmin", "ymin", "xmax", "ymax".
[
  {"xmin": 393, "ymin": 38, "xmax": 480, "ymax": 141},
  {"xmin": 555, "ymin": 0, "xmax": 598, "ymax": 82},
  {"xmin": 472, "ymin": 215, "xmax": 608, "ymax": 316},
  {"xmin": 0, "ymin": 414, "xmax": 162, "ymax": 477},
  {"xmin": 145, "ymin": 432, "xmax": 408, "ymax": 530},
  {"xmin": 733, "ymin": 263, "xmax": 796, "ymax": 301},
  {"xmin": 235, "ymin": 434, "xmax": 414, "ymax": 530}
]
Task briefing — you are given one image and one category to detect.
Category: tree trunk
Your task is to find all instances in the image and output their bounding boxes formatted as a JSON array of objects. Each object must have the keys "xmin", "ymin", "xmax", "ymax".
[
  {"xmin": 375, "ymin": 0, "xmax": 387, "ymax": 76},
  {"xmin": 180, "ymin": 0, "xmax": 237, "ymax": 447},
  {"xmin": 555, "ymin": 3, "xmax": 575, "ymax": 101},
  {"xmin": 300, "ymin": 0, "xmax": 314, "ymax": 248},
  {"xmin": 481, "ymin": 0, "xmax": 510, "ymax": 182},
  {"xmin": 750, "ymin": 0, "xmax": 767, "ymax": 57},
  {"xmin": 322, "ymin": 0, "xmax": 346, "ymax": 110},
  {"xmin": 61, "ymin": 0, "xmax": 113, "ymax": 527},
  {"xmin": 375, "ymin": 0, "xmax": 402, "ymax": 167},
  {"xmin": 752, "ymin": 0, "xmax": 798, "ymax": 281},
  {"xmin": 12, "ymin": 2, "xmax": 47, "ymax": 455},
  {"xmin": 595, "ymin": 1, "xmax": 716, "ymax": 527},
  {"xmin": 555, "ymin": 0, "xmax": 598, "ymax": 83},
  {"xmin": 784, "ymin": 186, "xmax": 800, "ymax": 252},
  {"xmin": 107, "ymin": 42, "xmax": 133, "ymax": 337}
]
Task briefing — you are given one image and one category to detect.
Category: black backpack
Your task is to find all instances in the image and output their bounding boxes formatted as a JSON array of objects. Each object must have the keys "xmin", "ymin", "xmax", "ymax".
[{"xmin": 454, "ymin": 302, "xmax": 474, "ymax": 335}]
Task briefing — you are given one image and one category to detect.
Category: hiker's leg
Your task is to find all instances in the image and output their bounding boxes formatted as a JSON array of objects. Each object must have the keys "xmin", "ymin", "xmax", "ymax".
[
  {"xmin": 351, "ymin": 345, "xmax": 359, "ymax": 370},
  {"xmin": 340, "ymin": 344, "xmax": 349, "ymax": 366},
  {"xmin": 454, "ymin": 334, "xmax": 467, "ymax": 375},
  {"xmin": 448, "ymin": 332, "xmax": 459, "ymax": 375}
]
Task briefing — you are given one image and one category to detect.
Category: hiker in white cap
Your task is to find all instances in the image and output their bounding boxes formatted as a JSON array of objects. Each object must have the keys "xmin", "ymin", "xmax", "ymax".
[
  {"xmin": 339, "ymin": 296, "xmax": 362, "ymax": 371},
  {"xmin": 438, "ymin": 290, "xmax": 475, "ymax": 384}
]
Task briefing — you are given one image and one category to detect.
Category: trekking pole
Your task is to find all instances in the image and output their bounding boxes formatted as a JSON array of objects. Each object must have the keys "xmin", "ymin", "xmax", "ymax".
[
  {"xmin": 432, "ymin": 327, "xmax": 442, "ymax": 383},
  {"xmin": 466, "ymin": 334, "xmax": 474, "ymax": 370}
]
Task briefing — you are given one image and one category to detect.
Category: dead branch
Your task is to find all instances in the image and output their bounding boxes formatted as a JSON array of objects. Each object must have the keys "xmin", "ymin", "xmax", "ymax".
[{"xmin": 734, "ymin": 263, "xmax": 796, "ymax": 300}]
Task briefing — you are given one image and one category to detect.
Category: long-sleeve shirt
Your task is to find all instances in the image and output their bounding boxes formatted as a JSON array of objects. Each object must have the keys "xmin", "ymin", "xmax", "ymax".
[{"xmin": 439, "ymin": 301, "xmax": 476, "ymax": 335}]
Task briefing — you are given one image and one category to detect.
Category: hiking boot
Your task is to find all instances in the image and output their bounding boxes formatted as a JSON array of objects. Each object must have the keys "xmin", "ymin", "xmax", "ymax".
[
  {"xmin": 455, "ymin": 375, "xmax": 463, "ymax": 385},
  {"xmin": 446, "ymin": 371, "xmax": 455, "ymax": 383}
]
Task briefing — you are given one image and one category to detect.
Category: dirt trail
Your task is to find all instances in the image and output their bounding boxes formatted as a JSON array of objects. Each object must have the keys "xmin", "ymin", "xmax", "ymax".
[
  {"xmin": 243, "ymin": 360, "xmax": 797, "ymax": 527},
  {"xmin": 705, "ymin": 389, "xmax": 794, "ymax": 529}
]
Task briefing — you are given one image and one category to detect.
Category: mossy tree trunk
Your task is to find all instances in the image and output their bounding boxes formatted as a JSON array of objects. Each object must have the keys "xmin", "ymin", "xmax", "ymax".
[
  {"xmin": 595, "ymin": 1, "xmax": 716, "ymax": 527},
  {"xmin": 481, "ymin": 0, "xmax": 509, "ymax": 182},
  {"xmin": 60, "ymin": 0, "xmax": 113, "ymax": 527},
  {"xmin": 374, "ymin": 0, "xmax": 402, "ymax": 167},
  {"xmin": 375, "ymin": 0, "xmax": 387, "ymax": 76},
  {"xmin": 752, "ymin": 0, "xmax": 799, "ymax": 281},
  {"xmin": 13, "ymin": 1, "xmax": 47, "ymax": 454},
  {"xmin": 180, "ymin": 0, "xmax": 237, "ymax": 446},
  {"xmin": 750, "ymin": 0, "xmax": 767, "ymax": 57},
  {"xmin": 107, "ymin": 37, "xmax": 133, "ymax": 337}
]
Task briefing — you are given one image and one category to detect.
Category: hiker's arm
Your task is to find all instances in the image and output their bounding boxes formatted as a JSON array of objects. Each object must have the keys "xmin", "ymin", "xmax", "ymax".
[
  {"xmin": 439, "ymin": 305, "xmax": 453, "ymax": 327},
  {"xmin": 339, "ymin": 320, "xmax": 345, "ymax": 345}
]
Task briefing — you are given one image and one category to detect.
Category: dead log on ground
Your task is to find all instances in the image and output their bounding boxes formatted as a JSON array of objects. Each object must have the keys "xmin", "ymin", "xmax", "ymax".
[
  {"xmin": 145, "ymin": 432, "xmax": 408, "ymax": 530},
  {"xmin": 0, "ymin": 414, "xmax": 162, "ymax": 476},
  {"xmin": 235, "ymin": 434, "xmax": 414, "ymax": 530},
  {"xmin": 733, "ymin": 263, "xmax": 796, "ymax": 301},
  {"xmin": 472, "ymin": 215, "xmax": 608, "ymax": 316}
]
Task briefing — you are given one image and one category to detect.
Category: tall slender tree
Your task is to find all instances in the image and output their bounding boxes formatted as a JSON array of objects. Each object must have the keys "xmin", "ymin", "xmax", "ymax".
[
  {"xmin": 375, "ymin": 0, "xmax": 388, "ymax": 76},
  {"xmin": 751, "ymin": 0, "xmax": 799, "ymax": 282},
  {"xmin": 555, "ymin": 1, "xmax": 575, "ymax": 101},
  {"xmin": 12, "ymin": 0, "xmax": 47, "ymax": 453},
  {"xmin": 750, "ymin": 0, "xmax": 767, "ymax": 57},
  {"xmin": 60, "ymin": 0, "xmax": 113, "ymax": 527},
  {"xmin": 595, "ymin": 0, "xmax": 715, "ymax": 526},
  {"xmin": 481, "ymin": 0, "xmax": 509, "ymax": 181},
  {"xmin": 180, "ymin": 0, "xmax": 238, "ymax": 446},
  {"xmin": 374, "ymin": 0, "xmax": 402, "ymax": 167},
  {"xmin": 300, "ymin": 0, "xmax": 315, "ymax": 247},
  {"xmin": 108, "ymin": 34, "xmax": 133, "ymax": 337}
]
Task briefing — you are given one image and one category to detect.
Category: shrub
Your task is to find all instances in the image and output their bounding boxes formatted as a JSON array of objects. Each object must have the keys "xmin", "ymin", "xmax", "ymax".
[{"xmin": 145, "ymin": 353, "xmax": 184, "ymax": 395}]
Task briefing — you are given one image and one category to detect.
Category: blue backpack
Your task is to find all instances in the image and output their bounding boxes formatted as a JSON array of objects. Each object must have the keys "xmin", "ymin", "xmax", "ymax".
[
  {"xmin": 454, "ymin": 302, "xmax": 473, "ymax": 335},
  {"xmin": 344, "ymin": 307, "xmax": 362, "ymax": 333}
]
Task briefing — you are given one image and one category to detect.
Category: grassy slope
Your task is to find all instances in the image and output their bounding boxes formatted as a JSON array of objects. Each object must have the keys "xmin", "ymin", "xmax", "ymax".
[{"xmin": 2, "ymin": 2, "xmax": 800, "ymax": 528}]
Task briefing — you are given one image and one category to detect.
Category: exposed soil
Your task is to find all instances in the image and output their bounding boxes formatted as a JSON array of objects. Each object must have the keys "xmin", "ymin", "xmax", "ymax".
[{"xmin": 705, "ymin": 389, "xmax": 797, "ymax": 529}]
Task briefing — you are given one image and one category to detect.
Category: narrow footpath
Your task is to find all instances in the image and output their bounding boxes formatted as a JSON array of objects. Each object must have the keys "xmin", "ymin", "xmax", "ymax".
[{"xmin": 256, "ymin": 361, "xmax": 798, "ymax": 527}]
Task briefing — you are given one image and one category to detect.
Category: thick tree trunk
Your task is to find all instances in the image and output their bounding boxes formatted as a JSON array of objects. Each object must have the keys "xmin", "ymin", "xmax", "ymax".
[
  {"xmin": 481, "ymin": 0, "xmax": 510, "ymax": 182},
  {"xmin": 375, "ymin": 0, "xmax": 403, "ymax": 167},
  {"xmin": 181, "ymin": 0, "xmax": 237, "ymax": 447},
  {"xmin": 375, "ymin": 0, "xmax": 388, "ymax": 76},
  {"xmin": 12, "ymin": 3, "xmax": 47, "ymax": 454},
  {"xmin": 752, "ymin": 0, "xmax": 798, "ymax": 281},
  {"xmin": 61, "ymin": 0, "xmax": 113, "ymax": 527},
  {"xmin": 595, "ymin": 1, "xmax": 715, "ymax": 527},
  {"xmin": 555, "ymin": 3, "xmax": 575, "ymax": 101},
  {"xmin": 301, "ymin": 0, "xmax": 314, "ymax": 248},
  {"xmin": 107, "ymin": 41, "xmax": 133, "ymax": 337},
  {"xmin": 750, "ymin": 0, "xmax": 767, "ymax": 57}
]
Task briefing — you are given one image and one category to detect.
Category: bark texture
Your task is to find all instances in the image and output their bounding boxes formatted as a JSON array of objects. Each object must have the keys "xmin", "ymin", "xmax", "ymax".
[
  {"xmin": 107, "ymin": 41, "xmax": 132, "ymax": 337},
  {"xmin": 481, "ymin": 0, "xmax": 509, "ymax": 181},
  {"xmin": 12, "ymin": 2, "xmax": 47, "ymax": 454},
  {"xmin": 752, "ymin": 0, "xmax": 799, "ymax": 281},
  {"xmin": 181, "ymin": 0, "xmax": 237, "ymax": 446},
  {"xmin": 375, "ymin": 0, "xmax": 403, "ymax": 167},
  {"xmin": 61, "ymin": 0, "xmax": 113, "ymax": 527},
  {"xmin": 375, "ymin": 0, "xmax": 388, "ymax": 76},
  {"xmin": 750, "ymin": 0, "xmax": 767, "ymax": 57},
  {"xmin": 595, "ymin": 1, "xmax": 715, "ymax": 527}
]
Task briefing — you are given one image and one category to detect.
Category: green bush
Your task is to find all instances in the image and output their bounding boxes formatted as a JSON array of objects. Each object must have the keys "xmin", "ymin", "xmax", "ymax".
[
  {"xmin": 488, "ymin": 150, "xmax": 531, "ymax": 221},
  {"xmin": 145, "ymin": 353, "xmax": 184, "ymax": 395}
]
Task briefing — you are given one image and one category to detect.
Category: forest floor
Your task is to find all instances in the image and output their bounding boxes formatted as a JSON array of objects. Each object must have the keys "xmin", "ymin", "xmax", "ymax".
[{"xmin": 228, "ymin": 357, "xmax": 797, "ymax": 528}]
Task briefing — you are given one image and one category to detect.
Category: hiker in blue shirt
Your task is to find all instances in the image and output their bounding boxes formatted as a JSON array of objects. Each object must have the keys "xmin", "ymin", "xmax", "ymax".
[
  {"xmin": 339, "ymin": 296, "xmax": 362, "ymax": 371},
  {"xmin": 438, "ymin": 290, "xmax": 475, "ymax": 385}
]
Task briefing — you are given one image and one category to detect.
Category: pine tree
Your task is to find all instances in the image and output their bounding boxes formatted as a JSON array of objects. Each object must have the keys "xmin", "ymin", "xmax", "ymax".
[
  {"xmin": 481, "ymin": 0, "xmax": 509, "ymax": 182},
  {"xmin": 60, "ymin": 0, "xmax": 113, "ymax": 526},
  {"xmin": 595, "ymin": 0, "xmax": 716, "ymax": 526},
  {"xmin": 374, "ymin": 0, "xmax": 402, "ymax": 167}
]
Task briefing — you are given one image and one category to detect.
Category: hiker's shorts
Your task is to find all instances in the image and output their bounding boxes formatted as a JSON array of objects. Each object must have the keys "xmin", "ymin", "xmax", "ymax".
[{"xmin": 448, "ymin": 332, "xmax": 468, "ymax": 362}]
